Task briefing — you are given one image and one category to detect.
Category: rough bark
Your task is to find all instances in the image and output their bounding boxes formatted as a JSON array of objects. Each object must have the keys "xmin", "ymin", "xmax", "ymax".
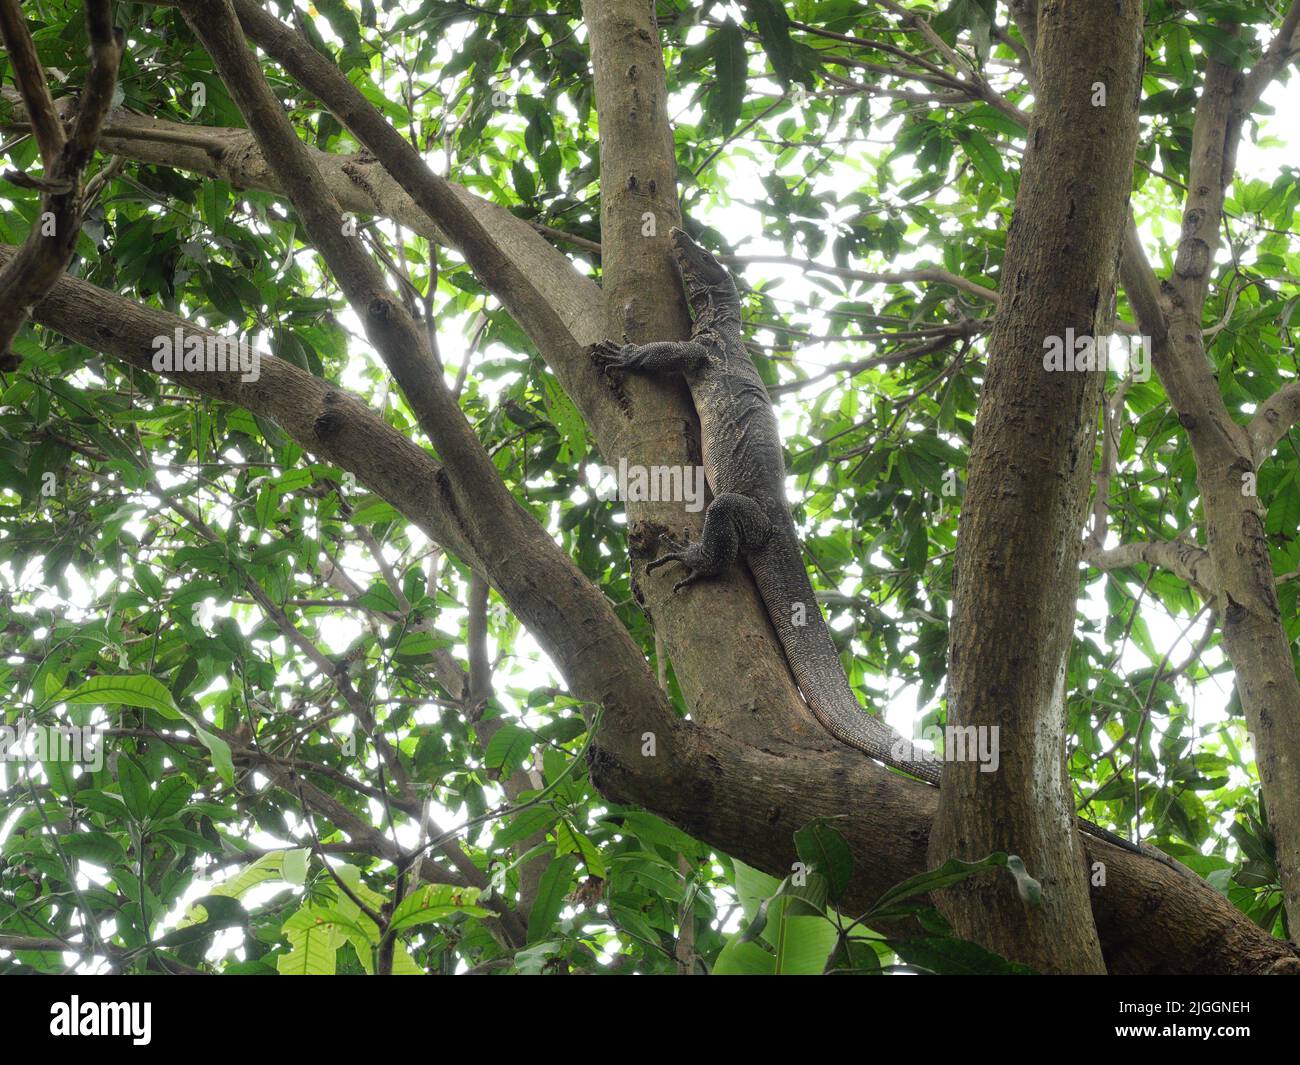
[
  {"xmin": 0, "ymin": 0, "xmax": 120, "ymax": 352},
  {"xmin": 14, "ymin": 248, "xmax": 1296, "ymax": 974},
  {"xmin": 1008, "ymin": 0, "xmax": 1300, "ymax": 940},
  {"xmin": 1118, "ymin": 32, "xmax": 1300, "ymax": 933},
  {"xmin": 222, "ymin": 0, "xmax": 816, "ymax": 746},
  {"xmin": 0, "ymin": 86, "xmax": 603, "ymax": 337},
  {"xmin": 931, "ymin": 0, "xmax": 1145, "ymax": 972},
  {"xmin": 571, "ymin": 0, "xmax": 816, "ymax": 744},
  {"xmin": 11, "ymin": 0, "xmax": 1298, "ymax": 973}
]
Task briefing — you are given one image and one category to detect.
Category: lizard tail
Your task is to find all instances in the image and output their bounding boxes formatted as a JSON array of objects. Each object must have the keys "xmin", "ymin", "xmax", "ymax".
[
  {"xmin": 746, "ymin": 530, "xmax": 942, "ymax": 786},
  {"xmin": 746, "ymin": 529, "xmax": 1197, "ymax": 875}
]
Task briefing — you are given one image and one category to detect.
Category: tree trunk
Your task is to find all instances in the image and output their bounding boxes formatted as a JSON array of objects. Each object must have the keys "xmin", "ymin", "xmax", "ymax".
[
  {"xmin": 1118, "ymin": 52, "xmax": 1300, "ymax": 934},
  {"xmin": 580, "ymin": 0, "xmax": 820, "ymax": 746},
  {"xmin": 12, "ymin": 244, "xmax": 1297, "ymax": 975},
  {"xmin": 930, "ymin": 0, "xmax": 1145, "ymax": 973},
  {"xmin": 8, "ymin": 0, "xmax": 1298, "ymax": 976}
]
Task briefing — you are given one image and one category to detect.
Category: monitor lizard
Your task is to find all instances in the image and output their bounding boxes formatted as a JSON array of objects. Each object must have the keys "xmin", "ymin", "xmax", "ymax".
[{"xmin": 589, "ymin": 226, "xmax": 1192, "ymax": 879}]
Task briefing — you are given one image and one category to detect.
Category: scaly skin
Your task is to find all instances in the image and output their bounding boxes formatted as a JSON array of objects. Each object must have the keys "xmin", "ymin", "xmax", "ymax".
[
  {"xmin": 591, "ymin": 227, "xmax": 941, "ymax": 781},
  {"xmin": 590, "ymin": 227, "xmax": 1191, "ymax": 876}
]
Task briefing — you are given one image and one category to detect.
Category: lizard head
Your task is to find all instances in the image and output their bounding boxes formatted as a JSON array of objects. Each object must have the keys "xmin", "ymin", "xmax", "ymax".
[{"xmin": 669, "ymin": 227, "xmax": 732, "ymax": 308}]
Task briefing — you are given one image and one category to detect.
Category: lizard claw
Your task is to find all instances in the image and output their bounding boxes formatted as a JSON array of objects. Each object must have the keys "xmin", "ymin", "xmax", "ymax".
[
  {"xmin": 646, "ymin": 528, "xmax": 698, "ymax": 588},
  {"xmin": 645, "ymin": 551, "xmax": 684, "ymax": 575},
  {"xmin": 588, "ymin": 339, "xmax": 634, "ymax": 373},
  {"xmin": 647, "ymin": 527, "xmax": 689, "ymax": 563},
  {"xmin": 645, "ymin": 551, "xmax": 701, "ymax": 594},
  {"xmin": 671, "ymin": 572, "xmax": 703, "ymax": 594}
]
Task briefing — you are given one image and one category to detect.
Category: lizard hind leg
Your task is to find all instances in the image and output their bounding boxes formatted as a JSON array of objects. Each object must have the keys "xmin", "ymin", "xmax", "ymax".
[{"xmin": 645, "ymin": 493, "xmax": 772, "ymax": 593}]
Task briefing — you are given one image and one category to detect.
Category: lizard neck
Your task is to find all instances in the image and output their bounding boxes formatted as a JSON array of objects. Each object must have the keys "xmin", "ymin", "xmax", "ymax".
[{"xmin": 689, "ymin": 284, "xmax": 743, "ymax": 345}]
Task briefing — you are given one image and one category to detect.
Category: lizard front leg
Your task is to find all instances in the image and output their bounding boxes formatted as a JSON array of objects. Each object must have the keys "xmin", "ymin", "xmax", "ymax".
[
  {"xmin": 589, "ymin": 339, "xmax": 708, "ymax": 376},
  {"xmin": 646, "ymin": 492, "xmax": 772, "ymax": 592}
]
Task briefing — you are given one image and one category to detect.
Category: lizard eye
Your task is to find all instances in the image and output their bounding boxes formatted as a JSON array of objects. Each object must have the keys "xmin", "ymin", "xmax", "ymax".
[{"xmin": 696, "ymin": 254, "xmax": 728, "ymax": 284}]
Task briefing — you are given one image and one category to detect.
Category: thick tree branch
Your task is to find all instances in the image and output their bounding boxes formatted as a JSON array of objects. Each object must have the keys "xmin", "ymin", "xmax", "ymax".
[
  {"xmin": 1240, "ymin": 2, "xmax": 1300, "ymax": 111},
  {"xmin": 931, "ymin": 0, "xmax": 1145, "ymax": 973},
  {"xmin": 10, "ymin": 252, "xmax": 1298, "ymax": 975},
  {"xmin": 0, "ymin": 0, "xmax": 120, "ymax": 354},
  {"xmin": 1081, "ymin": 539, "xmax": 1216, "ymax": 600},
  {"xmin": 565, "ymin": 0, "xmax": 817, "ymax": 744},
  {"xmin": 0, "ymin": 0, "xmax": 65, "ymax": 169},
  {"xmin": 1248, "ymin": 379, "xmax": 1300, "ymax": 466}
]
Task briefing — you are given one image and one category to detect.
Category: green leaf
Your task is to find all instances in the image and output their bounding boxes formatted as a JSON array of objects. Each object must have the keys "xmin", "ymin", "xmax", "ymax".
[
  {"xmin": 333, "ymin": 862, "xmax": 388, "ymax": 911},
  {"xmin": 733, "ymin": 860, "xmax": 783, "ymax": 921},
  {"xmin": 483, "ymin": 722, "xmax": 534, "ymax": 773},
  {"xmin": 891, "ymin": 935, "xmax": 1036, "ymax": 975},
  {"xmin": 867, "ymin": 853, "xmax": 1042, "ymax": 918},
  {"xmin": 774, "ymin": 914, "xmax": 839, "ymax": 975},
  {"xmin": 494, "ymin": 805, "xmax": 559, "ymax": 847},
  {"xmin": 350, "ymin": 500, "xmax": 402, "ymax": 525},
  {"xmin": 282, "ymin": 847, "xmax": 310, "ymax": 887},
  {"xmin": 59, "ymin": 831, "xmax": 127, "ymax": 866},
  {"xmin": 390, "ymin": 884, "xmax": 492, "ymax": 931},
  {"xmin": 389, "ymin": 942, "xmax": 423, "ymax": 975},
  {"xmin": 712, "ymin": 936, "xmax": 776, "ymax": 975},
  {"xmin": 203, "ymin": 851, "xmax": 290, "ymax": 903},
  {"xmin": 188, "ymin": 719, "xmax": 234, "ymax": 786},
  {"xmin": 201, "ymin": 180, "xmax": 230, "ymax": 229},
  {"xmin": 793, "ymin": 820, "xmax": 854, "ymax": 901},
  {"xmin": 609, "ymin": 810, "xmax": 703, "ymax": 857},
  {"xmin": 63, "ymin": 674, "xmax": 181, "ymax": 719},
  {"xmin": 527, "ymin": 853, "xmax": 577, "ymax": 943},
  {"xmin": 357, "ymin": 583, "xmax": 401, "ymax": 613},
  {"xmin": 151, "ymin": 895, "xmax": 246, "ymax": 949},
  {"xmin": 554, "ymin": 820, "xmax": 607, "ymax": 879},
  {"xmin": 956, "ymin": 129, "xmax": 1005, "ymax": 189},
  {"xmin": 710, "ymin": 21, "xmax": 747, "ymax": 133},
  {"xmin": 117, "ymin": 757, "xmax": 153, "ymax": 822},
  {"xmin": 511, "ymin": 159, "xmax": 537, "ymax": 201},
  {"xmin": 148, "ymin": 777, "xmax": 194, "ymax": 821},
  {"xmin": 746, "ymin": 0, "xmax": 797, "ymax": 85},
  {"xmin": 278, "ymin": 907, "xmax": 343, "ymax": 975}
]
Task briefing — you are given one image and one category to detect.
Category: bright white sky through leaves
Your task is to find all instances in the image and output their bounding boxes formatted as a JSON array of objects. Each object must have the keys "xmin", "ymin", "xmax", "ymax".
[{"xmin": 3, "ymin": 11, "xmax": 1297, "ymax": 962}]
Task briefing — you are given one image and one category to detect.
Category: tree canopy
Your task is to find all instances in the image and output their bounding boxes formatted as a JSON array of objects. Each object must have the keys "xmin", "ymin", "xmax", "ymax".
[{"xmin": 0, "ymin": 0, "xmax": 1297, "ymax": 975}]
